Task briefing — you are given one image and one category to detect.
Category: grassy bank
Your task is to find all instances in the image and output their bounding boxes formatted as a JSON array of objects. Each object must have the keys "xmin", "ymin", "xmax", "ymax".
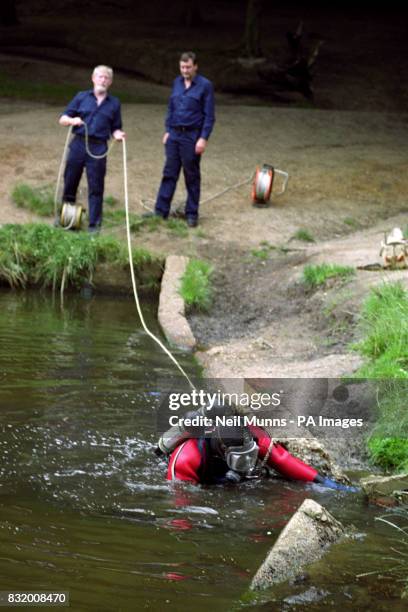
[
  {"xmin": 180, "ymin": 259, "xmax": 213, "ymax": 311},
  {"xmin": 9, "ymin": 187, "xmax": 194, "ymax": 240},
  {"xmin": 302, "ymin": 263, "xmax": 355, "ymax": 289},
  {"xmin": 352, "ymin": 282, "xmax": 408, "ymax": 472},
  {"xmin": 12, "ymin": 183, "xmax": 54, "ymax": 216},
  {"xmin": 0, "ymin": 223, "xmax": 160, "ymax": 294}
]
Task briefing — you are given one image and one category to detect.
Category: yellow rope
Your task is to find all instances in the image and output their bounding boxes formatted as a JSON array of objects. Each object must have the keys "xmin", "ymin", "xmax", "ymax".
[
  {"xmin": 55, "ymin": 125, "xmax": 196, "ymax": 390},
  {"xmin": 121, "ymin": 138, "xmax": 196, "ymax": 391},
  {"xmin": 54, "ymin": 123, "xmax": 116, "ymax": 223},
  {"xmin": 54, "ymin": 125, "xmax": 73, "ymax": 219}
]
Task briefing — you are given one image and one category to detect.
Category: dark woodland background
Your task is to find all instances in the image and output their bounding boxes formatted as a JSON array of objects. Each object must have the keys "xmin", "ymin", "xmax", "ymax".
[{"xmin": 0, "ymin": 1, "xmax": 408, "ymax": 110}]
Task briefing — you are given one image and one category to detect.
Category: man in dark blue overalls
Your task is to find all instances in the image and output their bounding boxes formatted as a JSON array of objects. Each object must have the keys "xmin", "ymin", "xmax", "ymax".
[
  {"xmin": 59, "ymin": 65, "xmax": 126, "ymax": 233},
  {"xmin": 152, "ymin": 51, "xmax": 215, "ymax": 227}
]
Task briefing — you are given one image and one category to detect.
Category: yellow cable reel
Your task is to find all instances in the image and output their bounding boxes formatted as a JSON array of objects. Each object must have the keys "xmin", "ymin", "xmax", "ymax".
[{"xmin": 60, "ymin": 203, "xmax": 84, "ymax": 230}]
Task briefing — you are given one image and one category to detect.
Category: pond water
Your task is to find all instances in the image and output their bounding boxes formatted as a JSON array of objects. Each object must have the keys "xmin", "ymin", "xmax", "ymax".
[{"xmin": 0, "ymin": 290, "xmax": 406, "ymax": 611}]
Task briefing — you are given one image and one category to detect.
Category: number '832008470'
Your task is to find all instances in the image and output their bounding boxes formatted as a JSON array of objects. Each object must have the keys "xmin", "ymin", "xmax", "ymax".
[{"xmin": 0, "ymin": 591, "xmax": 69, "ymax": 607}]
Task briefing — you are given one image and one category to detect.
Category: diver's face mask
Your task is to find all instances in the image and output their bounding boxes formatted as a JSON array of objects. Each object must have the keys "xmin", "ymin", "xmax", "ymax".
[
  {"xmin": 225, "ymin": 440, "xmax": 259, "ymax": 475},
  {"xmin": 209, "ymin": 412, "xmax": 260, "ymax": 478}
]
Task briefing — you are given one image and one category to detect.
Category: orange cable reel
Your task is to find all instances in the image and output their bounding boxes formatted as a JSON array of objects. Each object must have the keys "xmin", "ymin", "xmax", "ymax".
[{"xmin": 252, "ymin": 163, "xmax": 289, "ymax": 205}]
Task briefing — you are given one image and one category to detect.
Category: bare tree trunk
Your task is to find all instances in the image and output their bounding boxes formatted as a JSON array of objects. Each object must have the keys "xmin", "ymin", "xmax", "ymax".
[
  {"xmin": 257, "ymin": 23, "xmax": 324, "ymax": 100},
  {"xmin": 181, "ymin": 0, "xmax": 203, "ymax": 28},
  {"xmin": 0, "ymin": 0, "xmax": 19, "ymax": 27},
  {"xmin": 244, "ymin": 0, "xmax": 264, "ymax": 57}
]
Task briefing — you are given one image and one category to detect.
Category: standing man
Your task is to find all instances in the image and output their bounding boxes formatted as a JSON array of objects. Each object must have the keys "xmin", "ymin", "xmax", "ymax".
[
  {"xmin": 59, "ymin": 65, "xmax": 125, "ymax": 233},
  {"xmin": 152, "ymin": 51, "xmax": 215, "ymax": 227}
]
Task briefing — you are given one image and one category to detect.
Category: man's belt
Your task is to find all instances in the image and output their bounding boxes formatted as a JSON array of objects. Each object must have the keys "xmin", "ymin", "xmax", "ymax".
[
  {"xmin": 171, "ymin": 125, "xmax": 200, "ymax": 132},
  {"xmin": 75, "ymin": 134, "xmax": 106, "ymax": 145}
]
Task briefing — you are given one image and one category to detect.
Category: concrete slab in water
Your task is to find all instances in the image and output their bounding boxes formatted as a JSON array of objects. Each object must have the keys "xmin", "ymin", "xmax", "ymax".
[
  {"xmin": 158, "ymin": 255, "xmax": 196, "ymax": 350},
  {"xmin": 250, "ymin": 498, "xmax": 344, "ymax": 590}
]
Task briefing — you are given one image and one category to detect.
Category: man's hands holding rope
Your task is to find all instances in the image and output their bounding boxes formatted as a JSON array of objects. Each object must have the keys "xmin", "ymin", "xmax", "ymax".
[
  {"xmin": 113, "ymin": 129, "xmax": 126, "ymax": 141},
  {"xmin": 59, "ymin": 115, "xmax": 125, "ymax": 140},
  {"xmin": 59, "ymin": 115, "xmax": 83, "ymax": 127}
]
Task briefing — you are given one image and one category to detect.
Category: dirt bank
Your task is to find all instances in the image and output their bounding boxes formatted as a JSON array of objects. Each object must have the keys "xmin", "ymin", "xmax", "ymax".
[{"xmin": 0, "ymin": 55, "xmax": 407, "ymax": 382}]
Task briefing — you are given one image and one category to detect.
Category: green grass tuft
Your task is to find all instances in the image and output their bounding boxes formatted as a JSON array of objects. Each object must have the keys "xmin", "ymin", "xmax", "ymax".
[
  {"xmin": 93, "ymin": 234, "xmax": 125, "ymax": 263},
  {"xmin": 291, "ymin": 228, "xmax": 315, "ymax": 243},
  {"xmin": 103, "ymin": 212, "xmax": 204, "ymax": 238},
  {"xmin": 0, "ymin": 223, "xmax": 158, "ymax": 292},
  {"xmin": 351, "ymin": 283, "xmax": 408, "ymax": 472},
  {"xmin": 103, "ymin": 210, "xmax": 165, "ymax": 233},
  {"xmin": 131, "ymin": 246, "xmax": 157, "ymax": 267},
  {"xmin": 302, "ymin": 263, "xmax": 355, "ymax": 289},
  {"xmin": 167, "ymin": 218, "xmax": 189, "ymax": 238},
  {"xmin": 104, "ymin": 195, "xmax": 119, "ymax": 207},
  {"xmin": 250, "ymin": 241, "xmax": 278, "ymax": 260},
  {"xmin": 11, "ymin": 183, "xmax": 54, "ymax": 216},
  {"xmin": 180, "ymin": 259, "xmax": 213, "ymax": 311},
  {"xmin": 343, "ymin": 217, "xmax": 362, "ymax": 229},
  {"xmin": 251, "ymin": 247, "xmax": 270, "ymax": 260},
  {"xmin": 103, "ymin": 209, "xmax": 141, "ymax": 231},
  {"xmin": 352, "ymin": 282, "xmax": 408, "ymax": 376},
  {"xmin": 139, "ymin": 215, "xmax": 163, "ymax": 232},
  {"xmin": 368, "ymin": 437, "xmax": 408, "ymax": 472}
]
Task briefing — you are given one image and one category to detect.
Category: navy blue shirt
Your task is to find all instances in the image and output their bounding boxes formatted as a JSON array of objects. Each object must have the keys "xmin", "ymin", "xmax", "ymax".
[
  {"xmin": 165, "ymin": 74, "xmax": 215, "ymax": 140},
  {"xmin": 63, "ymin": 90, "xmax": 122, "ymax": 141}
]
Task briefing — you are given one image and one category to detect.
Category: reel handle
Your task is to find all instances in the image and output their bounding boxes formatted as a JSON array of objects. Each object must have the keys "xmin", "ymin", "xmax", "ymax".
[{"xmin": 273, "ymin": 169, "xmax": 289, "ymax": 195}]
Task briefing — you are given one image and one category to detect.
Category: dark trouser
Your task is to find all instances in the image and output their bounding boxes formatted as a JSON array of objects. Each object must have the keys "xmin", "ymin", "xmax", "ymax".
[
  {"xmin": 155, "ymin": 129, "xmax": 201, "ymax": 220},
  {"xmin": 63, "ymin": 137, "xmax": 107, "ymax": 227}
]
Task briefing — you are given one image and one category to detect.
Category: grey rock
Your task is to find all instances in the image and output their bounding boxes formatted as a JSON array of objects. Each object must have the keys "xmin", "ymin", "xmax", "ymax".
[
  {"xmin": 360, "ymin": 473, "xmax": 408, "ymax": 506},
  {"xmin": 250, "ymin": 498, "xmax": 344, "ymax": 590}
]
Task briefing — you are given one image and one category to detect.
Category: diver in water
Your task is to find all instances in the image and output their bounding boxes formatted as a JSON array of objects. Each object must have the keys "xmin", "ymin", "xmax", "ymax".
[{"xmin": 155, "ymin": 404, "xmax": 357, "ymax": 491}]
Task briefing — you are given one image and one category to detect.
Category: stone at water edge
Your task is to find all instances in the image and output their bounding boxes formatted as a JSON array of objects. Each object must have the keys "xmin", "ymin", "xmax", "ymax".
[
  {"xmin": 250, "ymin": 498, "xmax": 344, "ymax": 590},
  {"xmin": 274, "ymin": 437, "xmax": 351, "ymax": 484},
  {"xmin": 158, "ymin": 255, "xmax": 196, "ymax": 350},
  {"xmin": 360, "ymin": 473, "xmax": 408, "ymax": 506}
]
